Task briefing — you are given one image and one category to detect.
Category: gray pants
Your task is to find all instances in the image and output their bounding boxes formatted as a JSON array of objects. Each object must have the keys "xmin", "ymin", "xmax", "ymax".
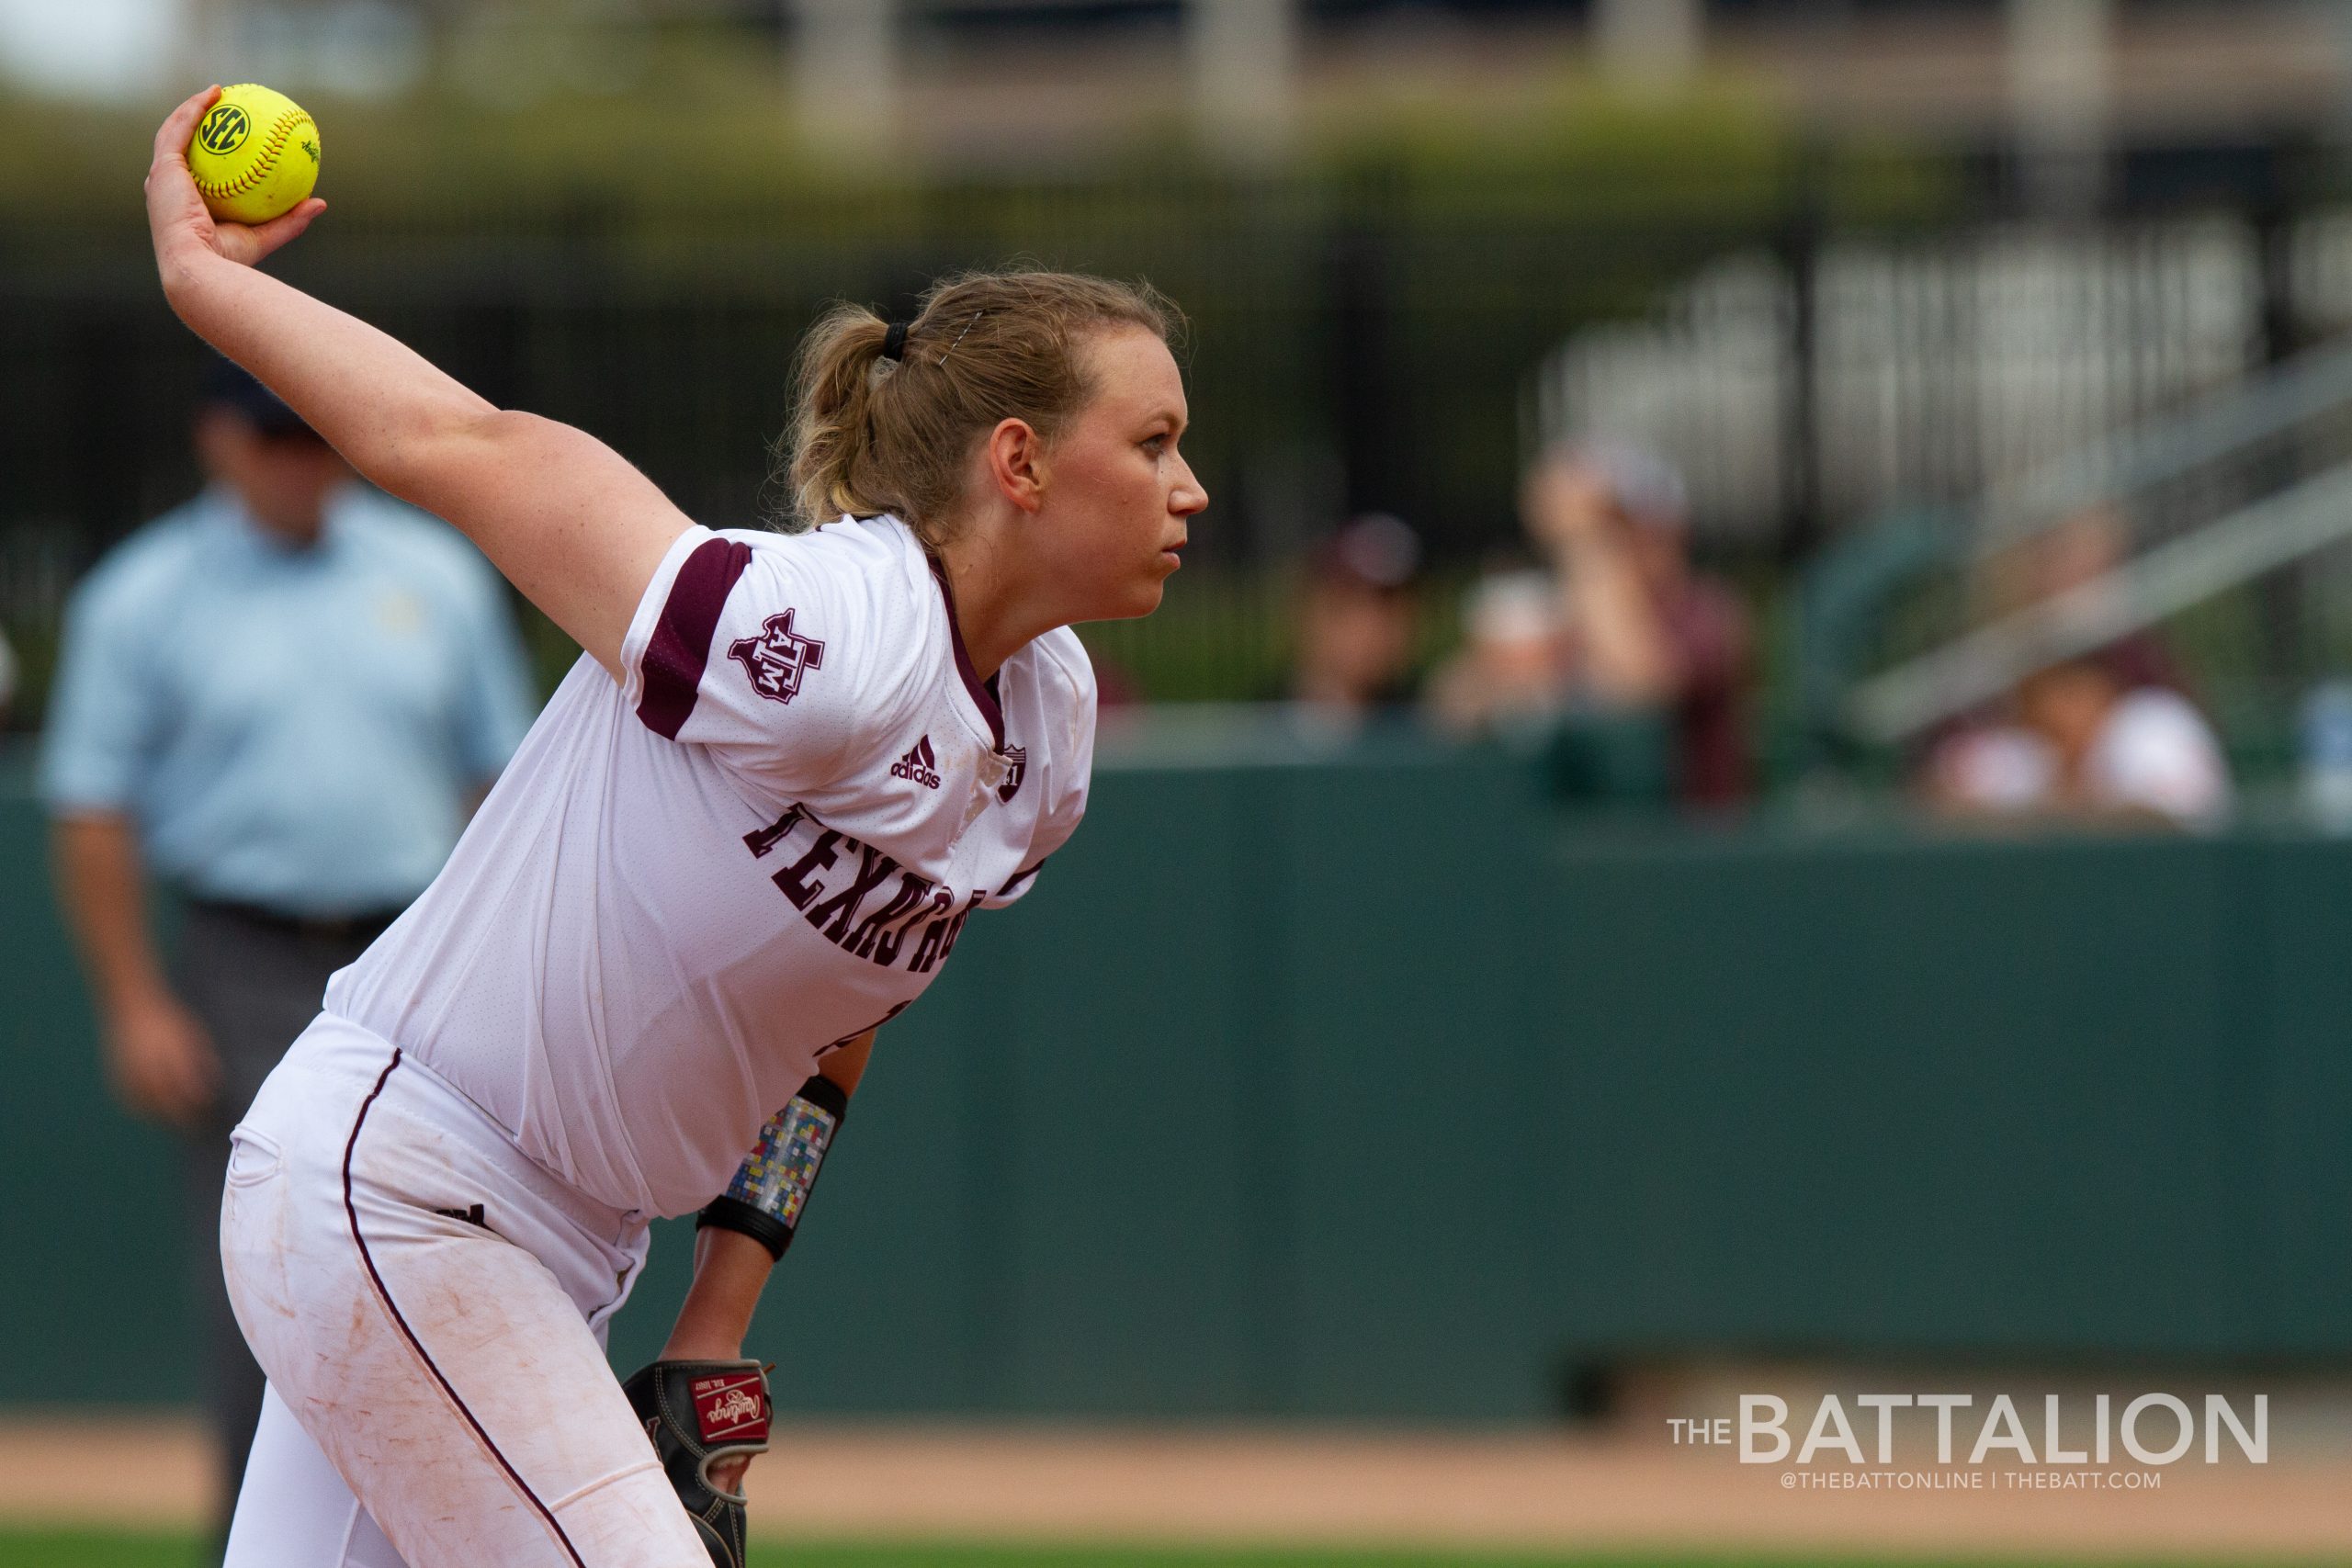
[{"xmin": 174, "ymin": 900, "xmax": 397, "ymax": 1548}]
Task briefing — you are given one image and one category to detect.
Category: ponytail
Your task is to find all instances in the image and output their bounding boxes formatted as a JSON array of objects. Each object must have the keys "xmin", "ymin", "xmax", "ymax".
[
  {"xmin": 777, "ymin": 269, "xmax": 1178, "ymax": 549},
  {"xmin": 782, "ymin": 304, "xmax": 900, "ymax": 534}
]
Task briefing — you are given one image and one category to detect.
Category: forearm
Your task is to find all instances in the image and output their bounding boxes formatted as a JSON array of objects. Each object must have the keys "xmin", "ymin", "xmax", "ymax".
[
  {"xmin": 661, "ymin": 1228, "xmax": 777, "ymax": 1360},
  {"xmin": 1558, "ymin": 540, "xmax": 1675, "ymax": 703},
  {"xmin": 662, "ymin": 1032, "xmax": 877, "ymax": 1356},
  {"xmin": 50, "ymin": 814, "xmax": 169, "ymax": 1013}
]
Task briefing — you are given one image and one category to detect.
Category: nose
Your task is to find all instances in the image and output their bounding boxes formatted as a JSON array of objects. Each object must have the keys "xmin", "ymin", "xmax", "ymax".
[{"xmin": 1171, "ymin": 456, "xmax": 1208, "ymax": 517}]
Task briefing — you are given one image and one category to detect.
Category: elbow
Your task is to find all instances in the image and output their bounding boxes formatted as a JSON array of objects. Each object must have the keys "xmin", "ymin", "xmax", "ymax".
[{"xmin": 363, "ymin": 400, "xmax": 513, "ymax": 511}]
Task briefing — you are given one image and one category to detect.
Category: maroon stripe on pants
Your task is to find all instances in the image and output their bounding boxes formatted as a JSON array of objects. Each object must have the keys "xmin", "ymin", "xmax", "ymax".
[
  {"xmin": 341, "ymin": 1050, "xmax": 588, "ymax": 1567},
  {"xmin": 638, "ymin": 536, "xmax": 752, "ymax": 739}
]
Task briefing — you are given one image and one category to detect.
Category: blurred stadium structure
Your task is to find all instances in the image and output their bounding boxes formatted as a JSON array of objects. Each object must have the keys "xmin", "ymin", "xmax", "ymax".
[
  {"xmin": 1839, "ymin": 333, "xmax": 2352, "ymax": 743},
  {"xmin": 1538, "ymin": 221, "xmax": 2267, "ymax": 544},
  {"xmin": 11, "ymin": 0, "xmax": 2352, "ymax": 754},
  {"xmin": 1539, "ymin": 219, "xmax": 2352, "ymax": 765}
]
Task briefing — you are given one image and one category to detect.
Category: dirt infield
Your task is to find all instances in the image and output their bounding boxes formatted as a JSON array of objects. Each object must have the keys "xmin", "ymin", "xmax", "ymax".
[
  {"xmin": 736, "ymin": 1427, "xmax": 2352, "ymax": 1559},
  {"xmin": 3, "ymin": 1415, "xmax": 2347, "ymax": 1559}
]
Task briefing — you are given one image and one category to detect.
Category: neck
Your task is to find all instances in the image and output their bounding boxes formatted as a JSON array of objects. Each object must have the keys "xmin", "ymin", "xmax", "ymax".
[
  {"xmin": 259, "ymin": 515, "xmax": 325, "ymax": 549},
  {"xmin": 933, "ymin": 520, "xmax": 1067, "ymax": 681},
  {"xmin": 223, "ymin": 486, "xmax": 326, "ymax": 549}
]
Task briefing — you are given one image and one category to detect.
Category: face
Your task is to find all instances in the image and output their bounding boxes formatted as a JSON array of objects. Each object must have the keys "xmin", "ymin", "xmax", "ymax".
[
  {"xmin": 1030, "ymin": 327, "xmax": 1207, "ymax": 621},
  {"xmin": 2019, "ymin": 662, "xmax": 2118, "ymax": 759},
  {"xmin": 1301, "ymin": 580, "xmax": 1417, "ymax": 699},
  {"xmin": 195, "ymin": 408, "xmax": 349, "ymax": 545}
]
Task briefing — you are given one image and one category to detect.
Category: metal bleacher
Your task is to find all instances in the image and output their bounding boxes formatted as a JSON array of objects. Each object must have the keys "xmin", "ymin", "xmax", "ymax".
[{"xmin": 1837, "ymin": 333, "xmax": 2352, "ymax": 750}]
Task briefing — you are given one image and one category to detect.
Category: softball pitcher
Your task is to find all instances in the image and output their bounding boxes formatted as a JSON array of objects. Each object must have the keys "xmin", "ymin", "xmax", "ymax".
[{"xmin": 142, "ymin": 86, "xmax": 1204, "ymax": 1568}]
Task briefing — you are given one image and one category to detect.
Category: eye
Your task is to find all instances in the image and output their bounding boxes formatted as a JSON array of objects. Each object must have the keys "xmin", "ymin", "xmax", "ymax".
[{"xmin": 1141, "ymin": 433, "xmax": 1169, "ymax": 457}]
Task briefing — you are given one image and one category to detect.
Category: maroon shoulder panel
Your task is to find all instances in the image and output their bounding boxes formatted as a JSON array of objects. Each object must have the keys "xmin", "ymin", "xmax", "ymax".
[{"xmin": 639, "ymin": 536, "xmax": 753, "ymax": 739}]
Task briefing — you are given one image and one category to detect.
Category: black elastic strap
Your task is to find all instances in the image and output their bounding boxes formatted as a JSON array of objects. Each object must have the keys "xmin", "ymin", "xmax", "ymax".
[
  {"xmin": 698, "ymin": 1195, "xmax": 792, "ymax": 1259},
  {"xmin": 881, "ymin": 321, "xmax": 909, "ymax": 362},
  {"xmin": 697, "ymin": 1073, "xmax": 851, "ymax": 1261}
]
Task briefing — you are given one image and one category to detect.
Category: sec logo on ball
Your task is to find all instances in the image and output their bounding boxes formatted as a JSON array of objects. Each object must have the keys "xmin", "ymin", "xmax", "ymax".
[{"xmin": 197, "ymin": 104, "xmax": 251, "ymax": 157}]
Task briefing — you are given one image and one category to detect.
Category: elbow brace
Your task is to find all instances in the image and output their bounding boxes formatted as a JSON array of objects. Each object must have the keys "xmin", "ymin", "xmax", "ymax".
[{"xmin": 696, "ymin": 1074, "xmax": 849, "ymax": 1261}]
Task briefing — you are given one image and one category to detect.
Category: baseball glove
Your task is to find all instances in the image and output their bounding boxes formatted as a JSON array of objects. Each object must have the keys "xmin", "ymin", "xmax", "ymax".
[{"xmin": 622, "ymin": 1358, "xmax": 772, "ymax": 1568}]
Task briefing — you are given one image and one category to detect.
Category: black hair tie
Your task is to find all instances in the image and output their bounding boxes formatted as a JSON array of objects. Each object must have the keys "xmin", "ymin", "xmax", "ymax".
[{"xmin": 881, "ymin": 321, "xmax": 909, "ymax": 362}]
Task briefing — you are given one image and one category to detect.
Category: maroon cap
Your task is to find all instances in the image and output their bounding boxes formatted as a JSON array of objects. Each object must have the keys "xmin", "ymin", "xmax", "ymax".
[{"xmin": 1311, "ymin": 513, "xmax": 1422, "ymax": 591}]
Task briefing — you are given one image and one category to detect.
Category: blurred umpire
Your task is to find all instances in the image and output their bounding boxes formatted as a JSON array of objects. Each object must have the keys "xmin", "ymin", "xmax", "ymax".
[{"xmin": 40, "ymin": 362, "xmax": 535, "ymax": 1550}]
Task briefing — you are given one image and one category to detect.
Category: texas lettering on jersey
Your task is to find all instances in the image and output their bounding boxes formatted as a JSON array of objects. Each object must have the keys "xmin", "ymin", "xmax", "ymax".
[{"xmin": 743, "ymin": 803, "xmax": 986, "ymax": 974}]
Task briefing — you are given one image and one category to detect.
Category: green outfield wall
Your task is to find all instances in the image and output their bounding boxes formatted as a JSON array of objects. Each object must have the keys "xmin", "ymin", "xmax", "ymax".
[{"xmin": 5, "ymin": 745, "xmax": 2350, "ymax": 1420}]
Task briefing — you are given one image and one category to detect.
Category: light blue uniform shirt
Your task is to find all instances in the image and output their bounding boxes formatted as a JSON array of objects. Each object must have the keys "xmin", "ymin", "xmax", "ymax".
[{"xmin": 41, "ymin": 486, "xmax": 537, "ymax": 916}]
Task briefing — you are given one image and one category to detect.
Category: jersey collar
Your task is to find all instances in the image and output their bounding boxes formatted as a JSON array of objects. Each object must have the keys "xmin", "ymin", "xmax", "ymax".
[{"xmin": 925, "ymin": 551, "xmax": 1006, "ymax": 751}]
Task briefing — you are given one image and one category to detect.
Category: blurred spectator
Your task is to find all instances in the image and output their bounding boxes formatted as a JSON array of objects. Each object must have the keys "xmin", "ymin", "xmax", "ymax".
[
  {"xmin": 1981, "ymin": 502, "xmax": 2186, "ymax": 694},
  {"xmin": 1925, "ymin": 501, "xmax": 2225, "ymax": 828},
  {"xmin": 1430, "ymin": 442, "xmax": 1752, "ymax": 807},
  {"xmin": 40, "ymin": 363, "xmax": 535, "ymax": 1551},
  {"xmin": 1282, "ymin": 513, "xmax": 1425, "ymax": 731},
  {"xmin": 1428, "ymin": 564, "xmax": 1564, "ymax": 739},
  {"xmin": 1926, "ymin": 658, "xmax": 2231, "ymax": 828}
]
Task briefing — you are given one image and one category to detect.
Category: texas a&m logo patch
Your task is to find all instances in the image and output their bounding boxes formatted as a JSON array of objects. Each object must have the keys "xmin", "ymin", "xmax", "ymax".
[
  {"xmin": 690, "ymin": 1370, "xmax": 771, "ymax": 1446},
  {"xmin": 729, "ymin": 608, "xmax": 825, "ymax": 705}
]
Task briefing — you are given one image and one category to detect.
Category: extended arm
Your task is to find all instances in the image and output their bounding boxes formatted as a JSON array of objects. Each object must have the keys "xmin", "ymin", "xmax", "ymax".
[
  {"xmin": 143, "ymin": 88, "xmax": 685, "ymax": 675},
  {"xmin": 51, "ymin": 813, "xmax": 219, "ymax": 1124},
  {"xmin": 1522, "ymin": 459, "xmax": 1677, "ymax": 705},
  {"xmin": 1557, "ymin": 530, "xmax": 1676, "ymax": 703}
]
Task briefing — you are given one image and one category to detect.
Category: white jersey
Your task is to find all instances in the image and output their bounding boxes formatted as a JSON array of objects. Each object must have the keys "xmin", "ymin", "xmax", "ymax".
[{"xmin": 325, "ymin": 516, "xmax": 1094, "ymax": 1217}]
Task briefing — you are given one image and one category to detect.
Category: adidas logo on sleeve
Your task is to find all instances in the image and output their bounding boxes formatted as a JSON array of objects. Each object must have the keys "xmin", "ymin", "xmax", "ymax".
[{"xmin": 890, "ymin": 735, "xmax": 942, "ymax": 789}]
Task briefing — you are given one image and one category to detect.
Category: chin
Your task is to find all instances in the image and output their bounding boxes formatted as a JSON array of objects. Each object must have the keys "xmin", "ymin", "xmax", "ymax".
[{"xmin": 1083, "ymin": 579, "xmax": 1167, "ymax": 622}]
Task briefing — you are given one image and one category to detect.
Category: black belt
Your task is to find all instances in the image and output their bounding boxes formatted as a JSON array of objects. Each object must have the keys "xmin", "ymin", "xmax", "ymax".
[{"xmin": 188, "ymin": 897, "xmax": 404, "ymax": 943}]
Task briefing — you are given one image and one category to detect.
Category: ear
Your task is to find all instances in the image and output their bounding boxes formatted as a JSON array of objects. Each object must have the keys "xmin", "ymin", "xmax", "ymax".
[{"xmin": 982, "ymin": 418, "xmax": 1046, "ymax": 515}]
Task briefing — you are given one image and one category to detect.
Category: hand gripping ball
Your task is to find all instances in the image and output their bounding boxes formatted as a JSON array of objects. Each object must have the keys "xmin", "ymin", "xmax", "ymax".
[{"xmin": 187, "ymin": 85, "xmax": 320, "ymax": 226}]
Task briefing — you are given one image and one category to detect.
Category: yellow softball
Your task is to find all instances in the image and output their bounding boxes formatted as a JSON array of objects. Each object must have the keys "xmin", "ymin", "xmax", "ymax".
[{"xmin": 187, "ymin": 85, "xmax": 320, "ymax": 226}]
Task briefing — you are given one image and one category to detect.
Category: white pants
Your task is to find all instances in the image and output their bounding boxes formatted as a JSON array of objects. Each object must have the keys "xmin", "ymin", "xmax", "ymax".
[{"xmin": 219, "ymin": 1014, "xmax": 707, "ymax": 1568}]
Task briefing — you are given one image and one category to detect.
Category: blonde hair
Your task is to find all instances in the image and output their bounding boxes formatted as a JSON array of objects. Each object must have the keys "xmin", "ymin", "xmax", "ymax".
[{"xmin": 780, "ymin": 269, "xmax": 1178, "ymax": 547}]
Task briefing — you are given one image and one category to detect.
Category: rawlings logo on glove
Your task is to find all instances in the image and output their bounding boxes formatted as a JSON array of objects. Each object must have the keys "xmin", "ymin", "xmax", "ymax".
[
  {"xmin": 692, "ymin": 1372, "xmax": 770, "ymax": 1444},
  {"xmin": 624, "ymin": 1358, "xmax": 772, "ymax": 1568}
]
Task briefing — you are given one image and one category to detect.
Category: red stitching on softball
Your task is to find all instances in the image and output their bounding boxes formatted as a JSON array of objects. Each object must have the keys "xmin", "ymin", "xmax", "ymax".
[{"xmin": 192, "ymin": 106, "xmax": 309, "ymax": 201}]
